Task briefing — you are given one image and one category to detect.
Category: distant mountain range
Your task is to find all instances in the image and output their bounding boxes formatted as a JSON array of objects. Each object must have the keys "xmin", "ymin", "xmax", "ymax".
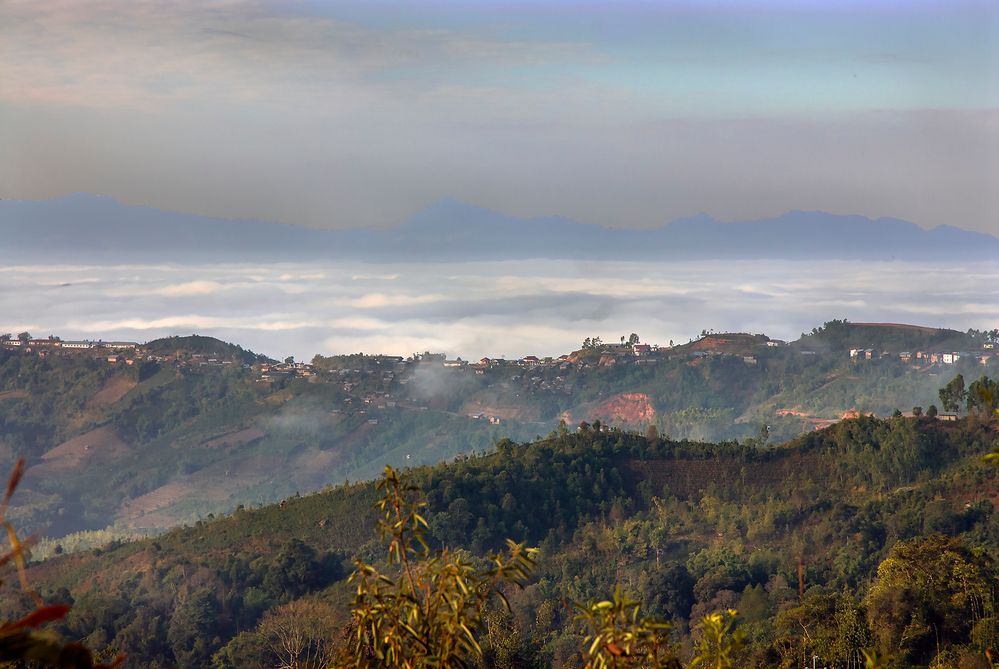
[{"xmin": 2, "ymin": 193, "xmax": 997, "ymax": 262}]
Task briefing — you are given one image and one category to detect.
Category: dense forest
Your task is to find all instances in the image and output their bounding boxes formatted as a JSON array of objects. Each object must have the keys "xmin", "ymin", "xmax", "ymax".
[{"xmin": 3, "ymin": 411, "xmax": 995, "ymax": 668}]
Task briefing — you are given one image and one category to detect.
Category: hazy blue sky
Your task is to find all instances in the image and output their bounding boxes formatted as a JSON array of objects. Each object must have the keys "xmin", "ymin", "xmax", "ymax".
[{"xmin": 2, "ymin": 0, "xmax": 997, "ymax": 233}]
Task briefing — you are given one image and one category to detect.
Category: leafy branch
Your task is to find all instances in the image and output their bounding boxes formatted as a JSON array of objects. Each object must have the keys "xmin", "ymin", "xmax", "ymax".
[{"xmin": 0, "ymin": 458, "xmax": 124, "ymax": 668}]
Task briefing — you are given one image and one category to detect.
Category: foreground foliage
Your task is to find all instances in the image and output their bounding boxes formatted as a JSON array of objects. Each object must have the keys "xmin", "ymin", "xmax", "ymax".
[
  {"xmin": 345, "ymin": 466, "xmax": 537, "ymax": 667},
  {"xmin": 2, "ymin": 415, "xmax": 995, "ymax": 667},
  {"xmin": 1, "ymin": 460, "xmax": 121, "ymax": 668},
  {"xmin": 341, "ymin": 466, "xmax": 746, "ymax": 669}
]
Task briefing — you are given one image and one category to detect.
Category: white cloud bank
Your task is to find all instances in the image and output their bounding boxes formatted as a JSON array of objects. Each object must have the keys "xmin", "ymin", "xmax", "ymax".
[{"xmin": 2, "ymin": 259, "xmax": 997, "ymax": 360}]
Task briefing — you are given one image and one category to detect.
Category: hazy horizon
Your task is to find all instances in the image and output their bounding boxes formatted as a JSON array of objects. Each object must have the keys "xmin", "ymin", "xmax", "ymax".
[
  {"xmin": 2, "ymin": 1, "xmax": 996, "ymax": 355},
  {"xmin": 2, "ymin": 0, "xmax": 997, "ymax": 234}
]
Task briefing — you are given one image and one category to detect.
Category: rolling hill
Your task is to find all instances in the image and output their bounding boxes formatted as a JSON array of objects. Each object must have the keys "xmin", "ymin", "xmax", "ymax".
[
  {"xmin": 0, "ymin": 322, "xmax": 995, "ymax": 549},
  {"xmin": 7, "ymin": 416, "xmax": 996, "ymax": 668}
]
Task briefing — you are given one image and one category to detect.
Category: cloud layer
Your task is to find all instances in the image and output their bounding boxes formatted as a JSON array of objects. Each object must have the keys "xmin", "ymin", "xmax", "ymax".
[{"xmin": 2, "ymin": 259, "xmax": 996, "ymax": 361}]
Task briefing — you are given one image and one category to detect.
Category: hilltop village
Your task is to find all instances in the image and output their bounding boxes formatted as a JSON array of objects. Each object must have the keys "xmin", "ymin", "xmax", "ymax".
[
  {"xmin": 2, "ymin": 319, "xmax": 997, "ymax": 546},
  {"xmin": 3, "ymin": 324, "xmax": 997, "ymax": 432},
  {"xmin": 4, "ymin": 326, "xmax": 996, "ymax": 375}
]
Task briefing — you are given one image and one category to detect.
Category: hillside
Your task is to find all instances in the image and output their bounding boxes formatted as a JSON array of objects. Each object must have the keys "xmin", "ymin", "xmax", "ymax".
[
  {"xmin": 142, "ymin": 335, "xmax": 266, "ymax": 364},
  {"xmin": 795, "ymin": 319, "xmax": 970, "ymax": 354},
  {"xmin": 0, "ymin": 322, "xmax": 995, "ymax": 545},
  {"xmin": 8, "ymin": 416, "xmax": 997, "ymax": 668}
]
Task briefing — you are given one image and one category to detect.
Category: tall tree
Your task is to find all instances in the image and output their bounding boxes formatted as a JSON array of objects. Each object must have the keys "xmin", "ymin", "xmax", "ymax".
[
  {"xmin": 865, "ymin": 535, "xmax": 997, "ymax": 665},
  {"xmin": 168, "ymin": 589, "xmax": 222, "ymax": 668},
  {"xmin": 966, "ymin": 375, "xmax": 998, "ymax": 416},
  {"xmin": 938, "ymin": 374, "xmax": 967, "ymax": 412}
]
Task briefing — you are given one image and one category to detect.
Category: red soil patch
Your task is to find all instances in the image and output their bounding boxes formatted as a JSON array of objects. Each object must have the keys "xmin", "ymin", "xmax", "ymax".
[
  {"xmin": 88, "ymin": 376, "xmax": 137, "ymax": 408},
  {"xmin": 121, "ymin": 481, "xmax": 196, "ymax": 521},
  {"xmin": 31, "ymin": 426, "xmax": 130, "ymax": 473},
  {"xmin": 592, "ymin": 393, "xmax": 656, "ymax": 425},
  {"xmin": 687, "ymin": 334, "xmax": 763, "ymax": 355},
  {"xmin": 119, "ymin": 453, "xmax": 284, "ymax": 529},
  {"xmin": 0, "ymin": 390, "xmax": 28, "ymax": 400}
]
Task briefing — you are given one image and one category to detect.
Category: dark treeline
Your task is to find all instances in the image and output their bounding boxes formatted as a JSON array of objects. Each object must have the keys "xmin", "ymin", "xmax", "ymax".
[{"xmin": 3, "ymin": 413, "xmax": 995, "ymax": 668}]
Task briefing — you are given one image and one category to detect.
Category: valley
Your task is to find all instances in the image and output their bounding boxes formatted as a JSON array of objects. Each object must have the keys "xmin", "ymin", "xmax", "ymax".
[{"xmin": 0, "ymin": 322, "xmax": 995, "ymax": 550}]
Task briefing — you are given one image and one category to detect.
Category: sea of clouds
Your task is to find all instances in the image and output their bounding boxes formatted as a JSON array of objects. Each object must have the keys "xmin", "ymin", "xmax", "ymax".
[{"xmin": 2, "ymin": 259, "xmax": 996, "ymax": 361}]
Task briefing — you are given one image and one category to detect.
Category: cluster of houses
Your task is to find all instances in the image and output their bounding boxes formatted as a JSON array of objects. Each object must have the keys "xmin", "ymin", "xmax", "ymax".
[
  {"xmin": 1, "ymin": 337, "xmax": 141, "ymax": 363},
  {"xmin": 256, "ymin": 360, "xmax": 317, "ymax": 382},
  {"xmin": 468, "ymin": 412, "xmax": 503, "ymax": 425},
  {"xmin": 850, "ymin": 346, "xmax": 996, "ymax": 366},
  {"xmin": 1, "ymin": 336, "xmax": 261, "ymax": 370},
  {"xmin": 437, "ymin": 342, "xmax": 674, "ymax": 375}
]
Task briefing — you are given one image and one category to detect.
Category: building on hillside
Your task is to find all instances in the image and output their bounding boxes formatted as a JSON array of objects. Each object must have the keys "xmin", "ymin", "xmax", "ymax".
[
  {"xmin": 28, "ymin": 339, "xmax": 56, "ymax": 347},
  {"xmin": 899, "ymin": 351, "xmax": 912, "ymax": 363},
  {"xmin": 442, "ymin": 358, "xmax": 466, "ymax": 368},
  {"xmin": 766, "ymin": 340, "xmax": 786, "ymax": 347},
  {"xmin": 632, "ymin": 344, "xmax": 652, "ymax": 356},
  {"xmin": 61, "ymin": 341, "xmax": 94, "ymax": 349},
  {"xmin": 743, "ymin": 355, "xmax": 758, "ymax": 365},
  {"xmin": 521, "ymin": 355, "xmax": 541, "ymax": 367},
  {"xmin": 102, "ymin": 341, "xmax": 138, "ymax": 350}
]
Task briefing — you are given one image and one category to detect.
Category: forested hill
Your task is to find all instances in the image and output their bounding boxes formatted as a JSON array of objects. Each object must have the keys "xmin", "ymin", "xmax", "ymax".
[
  {"xmin": 142, "ymin": 335, "xmax": 267, "ymax": 364},
  {"xmin": 10, "ymin": 416, "xmax": 997, "ymax": 668},
  {"xmin": 1, "ymin": 322, "xmax": 996, "ymax": 547}
]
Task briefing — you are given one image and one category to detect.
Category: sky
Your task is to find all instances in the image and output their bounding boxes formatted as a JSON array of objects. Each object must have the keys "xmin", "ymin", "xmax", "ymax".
[{"xmin": 1, "ymin": 0, "xmax": 997, "ymax": 234}]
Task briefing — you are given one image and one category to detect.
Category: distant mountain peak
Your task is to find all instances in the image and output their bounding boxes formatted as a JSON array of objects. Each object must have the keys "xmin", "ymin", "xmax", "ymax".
[{"xmin": 1, "ymin": 194, "xmax": 997, "ymax": 263}]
